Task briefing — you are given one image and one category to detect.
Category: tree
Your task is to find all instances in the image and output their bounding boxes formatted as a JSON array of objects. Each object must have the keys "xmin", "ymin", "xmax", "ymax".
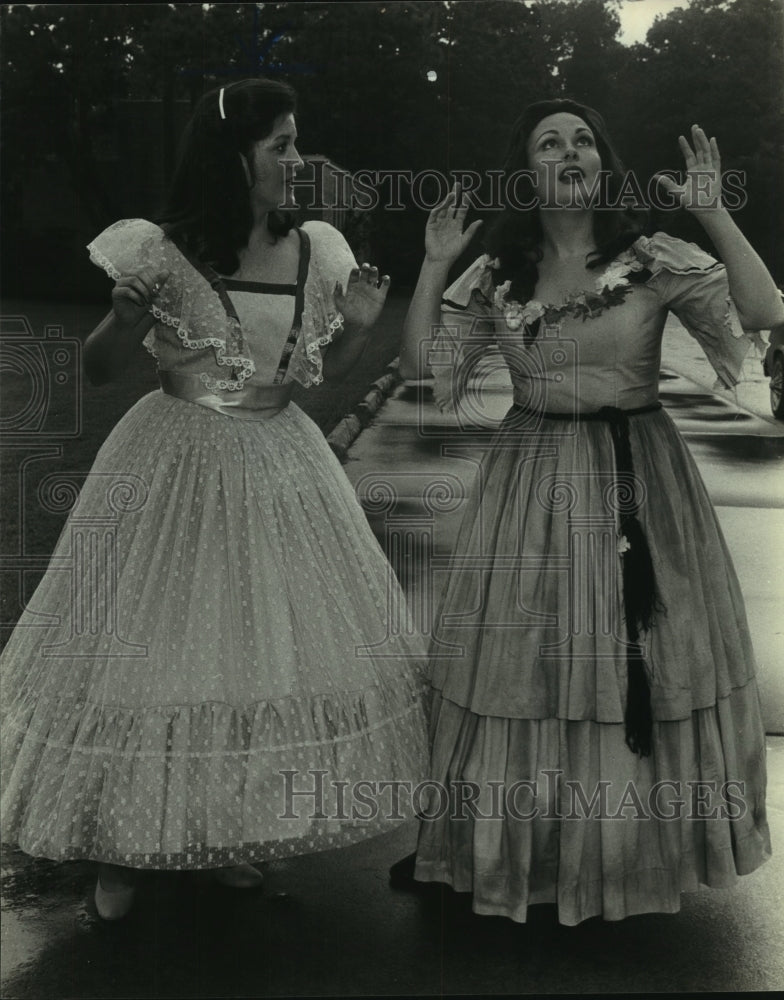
[
  {"xmin": 621, "ymin": 0, "xmax": 784, "ymax": 274},
  {"xmin": 0, "ymin": 4, "xmax": 149, "ymax": 226},
  {"xmin": 2, "ymin": 1, "xmax": 781, "ymax": 292}
]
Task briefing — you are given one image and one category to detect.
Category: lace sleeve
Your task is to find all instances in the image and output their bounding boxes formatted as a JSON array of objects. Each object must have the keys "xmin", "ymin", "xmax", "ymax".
[
  {"xmin": 302, "ymin": 220, "xmax": 358, "ymax": 295},
  {"xmin": 87, "ymin": 218, "xmax": 170, "ymax": 280},
  {"xmin": 88, "ymin": 219, "xmax": 178, "ymax": 362},
  {"xmin": 87, "ymin": 219, "xmax": 255, "ymax": 389},
  {"xmin": 288, "ymin": 221, "xmax": 358, "ymax": 387},
  {"xmin": 636, "ymin": 232, "xmax": 751, "ymax": 388}
]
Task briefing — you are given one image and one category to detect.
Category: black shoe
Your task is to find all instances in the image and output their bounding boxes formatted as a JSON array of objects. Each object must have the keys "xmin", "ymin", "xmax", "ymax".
[{"xmin": 388, "ymin": 851, "xmax": 418, "ymax": 889}]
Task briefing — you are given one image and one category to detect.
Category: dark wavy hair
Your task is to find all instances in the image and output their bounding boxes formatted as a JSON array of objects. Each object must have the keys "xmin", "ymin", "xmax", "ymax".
[
  {"xmin": 158, "ymin": 78, "xmax": 298, "ymax": 274},
  {"xmin": 485, "ymin": 99, "xmax": 649, "ymax": 303}
]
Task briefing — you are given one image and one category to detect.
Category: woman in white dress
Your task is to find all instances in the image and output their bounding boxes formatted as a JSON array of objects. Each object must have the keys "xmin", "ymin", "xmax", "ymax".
[{"xmin": 1, "ymin": 79, "xmax": 429, "ymax": 920}]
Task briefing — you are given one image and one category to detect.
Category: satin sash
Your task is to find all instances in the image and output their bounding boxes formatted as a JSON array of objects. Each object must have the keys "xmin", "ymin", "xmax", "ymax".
[{"xmin": 159, "ymin": 371, "xmax": 293, "ymax": 420}]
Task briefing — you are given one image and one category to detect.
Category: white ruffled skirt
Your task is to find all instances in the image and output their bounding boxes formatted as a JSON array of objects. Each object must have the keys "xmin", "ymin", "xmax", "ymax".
[{"xmin": 1, "ymin": 391, "xmax": 430, "ymax": 868}]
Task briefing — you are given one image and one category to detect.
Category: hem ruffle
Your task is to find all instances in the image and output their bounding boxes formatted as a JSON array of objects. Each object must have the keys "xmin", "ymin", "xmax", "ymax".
[
  {"xmin": 413, "ymin": 688, "xmax": 770, "ymax": 925},
  {"xmin": 2, "ymin": 687, "xmax": 430, "ymax": 868}
]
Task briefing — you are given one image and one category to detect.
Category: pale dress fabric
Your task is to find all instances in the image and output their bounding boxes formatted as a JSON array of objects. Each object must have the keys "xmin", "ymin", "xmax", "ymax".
[
  {"xmin": 0, "ymin": 219, "xmax": 430, "ymax": 868},
  {"xmin": 414, "ymin": 233, "xmax": 771, "ymax": 924}
]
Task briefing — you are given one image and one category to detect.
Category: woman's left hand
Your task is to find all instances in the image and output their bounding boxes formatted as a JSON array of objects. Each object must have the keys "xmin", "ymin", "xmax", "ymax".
[
  {"xmin": 334, "ymin": 264, "xmax": 391, "ymax": 331},
  {"xmin": 655, "ymin": 124, "xmax": 724, "ymax": 214}
]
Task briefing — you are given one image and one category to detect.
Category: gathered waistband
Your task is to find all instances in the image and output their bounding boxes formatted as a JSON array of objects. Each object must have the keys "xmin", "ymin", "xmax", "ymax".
[{"xmin": 159, "ymin": 371, "xmax": 293, "ymax": 420}]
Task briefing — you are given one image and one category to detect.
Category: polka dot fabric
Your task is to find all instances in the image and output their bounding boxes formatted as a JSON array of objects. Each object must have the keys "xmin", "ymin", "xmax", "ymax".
[{"xmin": 1, "ymin": 393, "xmax": 431, "ymax": 868}]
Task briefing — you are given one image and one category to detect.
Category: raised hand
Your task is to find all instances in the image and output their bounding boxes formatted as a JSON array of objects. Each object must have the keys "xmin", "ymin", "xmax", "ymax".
[
  {"xmin": 655, "ymin": 124, "xmax": 723, "ymax": 214},
  {"xmin": 111, "ymin": 268, "xmax": 170, "ymax": 327},
  {"xmin": 425, "ymin": 185, "xmax": 483, "ymax": 264},
  {"xmin": 334, "ymin": 264, "xmax": 391, "ymax": 331}
]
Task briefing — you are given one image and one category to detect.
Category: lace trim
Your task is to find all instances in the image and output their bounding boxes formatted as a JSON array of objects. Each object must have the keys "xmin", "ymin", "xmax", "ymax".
[
  {"xmin": 88, "ymin": 226, "xmax": 348, "ymax": 391},
  {"xmin": 303, "ymin": 312, "xmax": 344, "ymax": 386},
  {"xmin": 88, "ymin": 245, "xmax": 256, "ymax": 390},
  {"xmin": 292, "ymin": 243, "xmax": 346, "ymax": 387},
  {"xmin": 88, "ymin": 247, "xmax": 122, "ymax": 281},
  {"xmin": 150, "ymin": 304, "xmax": 255, "ymax": 390}
]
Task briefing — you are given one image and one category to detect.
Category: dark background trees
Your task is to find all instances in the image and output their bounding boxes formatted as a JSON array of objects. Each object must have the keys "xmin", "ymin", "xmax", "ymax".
[{"xmin": 1, "ymin": 0, "xmax": 782, "ymax": 296}]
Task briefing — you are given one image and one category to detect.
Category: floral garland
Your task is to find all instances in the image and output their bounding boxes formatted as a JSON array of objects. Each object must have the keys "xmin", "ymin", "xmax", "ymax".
[{"xmin": 491, "ymin": 247, "xmax": 648, "ymax": 330}]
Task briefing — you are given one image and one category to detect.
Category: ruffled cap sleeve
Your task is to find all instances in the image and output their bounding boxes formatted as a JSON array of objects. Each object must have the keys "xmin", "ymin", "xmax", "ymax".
[
  {"xmin": 288, "ymin": 221, "xmax": 359, "ymax": 387},
  {"xmin": 87, "ymin": 219, "xmax": 255, "ymax": 390},
  {"xmin": 303, "ymin": 220, "xmax": 357, "ymax": 294},
  {"xmin": 433, "ymin": 255, "xmax": 498, "ymax": 411},
  {"xmin": 88, "ymin": 218, "xmax": 172, "ymax": 281},
  {"xmin": 442, "ymin": 253, "xmax": 497, "ymax": 315},
  {"xmin": 88, "ymin": 218, "xmax": 182, "ymax": 365},
  {"xmin": 636, "ymin": 232, "xmax": 751, "ymax": 387}
]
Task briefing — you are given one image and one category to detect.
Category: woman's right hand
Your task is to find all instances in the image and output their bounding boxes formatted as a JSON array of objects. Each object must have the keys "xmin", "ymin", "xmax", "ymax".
[
  {"xmin": 111, "ymin": 268, "xmax": 170, "ymax": 327},
  {"xmin": 425, "ymin": 186, "xmax": 483, "ymax": 265}
]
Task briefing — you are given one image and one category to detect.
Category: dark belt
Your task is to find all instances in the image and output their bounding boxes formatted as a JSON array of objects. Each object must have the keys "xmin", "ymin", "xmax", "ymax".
[
  {"xmin": 511, "ymin": 401, "xmax": 663, "ymax": 757},
  {"xmin": 510, "ymin": 401, "xmax": 662, "ymax": 421}
]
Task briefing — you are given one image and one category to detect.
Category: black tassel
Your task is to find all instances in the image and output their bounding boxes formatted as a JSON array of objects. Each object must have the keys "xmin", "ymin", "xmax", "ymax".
[
  {"xmin": 624, "ymin": 645, "xmax": 653, "ymax": 757},
  {"xmin": 598, "ymin": 406, "xmax": 662, "ymax": 759},
  {"xmin": 620, "ymin": 514, "xmax": 659, "ymax": 634}
]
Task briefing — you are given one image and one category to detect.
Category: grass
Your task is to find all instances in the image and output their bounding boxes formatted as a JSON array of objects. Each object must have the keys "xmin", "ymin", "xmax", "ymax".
[{"xmin": 0, "ymin": 292, "xmax": 408, "ymax": 629}]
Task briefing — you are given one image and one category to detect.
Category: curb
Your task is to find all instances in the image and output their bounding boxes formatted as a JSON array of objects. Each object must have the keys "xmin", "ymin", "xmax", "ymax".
[{"xmin": 326, "ymin": 359, "xmax": 403, "ymax": 462}]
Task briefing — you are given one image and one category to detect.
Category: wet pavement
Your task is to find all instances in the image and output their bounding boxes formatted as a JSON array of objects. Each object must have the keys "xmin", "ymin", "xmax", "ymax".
[
  {"xmin": 1, "ymin": 755, "xmax": 783, "ymax": 998},
  {"xmin": 2, "ymin": 318, "xmax": 783, "ymax": 998}
]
